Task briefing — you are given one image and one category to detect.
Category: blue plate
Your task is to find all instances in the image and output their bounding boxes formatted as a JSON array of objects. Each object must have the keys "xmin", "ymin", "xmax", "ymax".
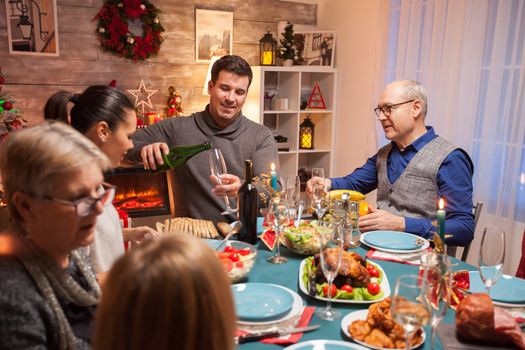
[
  {"xmin": 284, "ymin": 340, "xmax": 368, "ymax": 350},
  {"xmin": 363, "ymin": 230, "xmax": 423, "ymax": 250},
  {"xmin": 232, "ymin": 283, "xmax": 294, "ymax": 322},
  {"xmin": 469, "ymin": 271, "xmax": 525, "ymax": 304}
]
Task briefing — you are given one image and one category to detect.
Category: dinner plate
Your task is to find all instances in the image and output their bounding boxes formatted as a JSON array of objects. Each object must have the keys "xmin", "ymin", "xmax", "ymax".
[
  {"xmin": 360, "ymin": 231, "xmax": 430, "ymax": 253},
  {"xmin": 237, "ymin": 284, "xmax": 304, "ymax": 326},
  {"xmin": 298, "ymin": 259, "xmax": 390, "ymax": 304},
  {"xmin": 341, "ymin": 310, "xmax": 426, "ymax": 350},
  {"xmin": 469, "ymin": 271, "xmax": 525, "ymax": 304},
  {"xmin": 232, "ymin": 283, "xmax": 295, "ymax": 322},
  {"xmin": 284, "ymin": 339, "xmax": 369, "ymax": 350}
]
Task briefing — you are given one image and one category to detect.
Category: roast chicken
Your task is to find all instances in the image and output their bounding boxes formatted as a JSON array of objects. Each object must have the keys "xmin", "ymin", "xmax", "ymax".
[
  {"xmin": 456, "ymin": 293, "xmax": 525, "ymax": 349},
  {"xmin": 313, "ymin": 248, "xmax": 370, "ymax": 287}
]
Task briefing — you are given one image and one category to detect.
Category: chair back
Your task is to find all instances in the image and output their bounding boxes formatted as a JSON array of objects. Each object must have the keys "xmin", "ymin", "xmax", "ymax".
[{"xmin": 459, "ymin": 201, "xmax": 483, "ymax": 261}]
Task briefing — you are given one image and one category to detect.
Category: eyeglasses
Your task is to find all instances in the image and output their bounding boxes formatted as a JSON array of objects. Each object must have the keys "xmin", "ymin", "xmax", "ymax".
[
  {"xmin": 374, "ymin": 100, "xmax": 415, "ymax": 118},
  {"xmin": 32, "ymin": 182, "xmax": 116, "ymax": 217}
]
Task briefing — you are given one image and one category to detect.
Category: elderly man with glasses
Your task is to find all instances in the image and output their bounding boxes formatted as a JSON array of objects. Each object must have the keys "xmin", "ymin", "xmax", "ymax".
[{"xmin": 307, "ymin": 80, "xmax": 475, "ymax": 247}]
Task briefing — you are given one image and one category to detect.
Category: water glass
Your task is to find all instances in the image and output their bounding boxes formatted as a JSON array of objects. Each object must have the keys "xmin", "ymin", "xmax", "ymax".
[
  {"xmin": 391, "ymin": 274, "xmax": 431, "ymax": 350},
  {"xmin": 479, "ymin": 227, "xmax": 506, "ymax": 295},
  {"xmin": 268, "ymin": 199, "xmax": 290, "ymax": 264}
]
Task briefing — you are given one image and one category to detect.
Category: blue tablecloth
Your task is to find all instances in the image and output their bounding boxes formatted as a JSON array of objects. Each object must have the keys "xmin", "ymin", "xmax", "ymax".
[{"xmin": 237, "ymin": 219, "xmax": 474, "ymax": 349}]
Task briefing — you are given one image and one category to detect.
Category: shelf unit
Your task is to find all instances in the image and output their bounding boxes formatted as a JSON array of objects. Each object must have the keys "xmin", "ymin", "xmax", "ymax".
[{"xmin": 244, "ymin": 66, "xmax": 338, "ymax": 180}]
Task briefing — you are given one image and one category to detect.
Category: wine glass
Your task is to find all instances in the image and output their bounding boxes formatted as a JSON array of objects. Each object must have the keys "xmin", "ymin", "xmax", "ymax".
[
  {"xmin": 315, "ymin": 221, "xmax": 343, "ymax": 321},
  {"xmin": 285, "ymin": 176, "xmax": 300, "ymax": 206},
  {"xmin": 209, "ymin": 148, "xmax": 237, "ymax": 216},
  {"xmin": 420, "ymin": 253, "xmax": 451, "ymax": 349},
  {"xmin": 479, "ymin": 227, "xmax": 506, "ymax": 295},
  {"xmin": 391, "ymin": 274, "xmax": 431, "ymax": 350},
  {"xmin": 312, "ymin": 184, "xmax": 329, "ymax": 220},
  {"xmin": 311, "ymin": 167, "xmax": 326, "ymax": 188},
  {"xmin": 268, "ymin": 199, "xmax": 289, "ymax": 264}
]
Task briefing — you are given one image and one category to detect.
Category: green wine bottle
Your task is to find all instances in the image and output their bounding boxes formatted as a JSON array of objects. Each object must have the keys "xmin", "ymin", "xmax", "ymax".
[{"xmin": 152, "ymin": 142, "xmax": 212, "ymax": 172}]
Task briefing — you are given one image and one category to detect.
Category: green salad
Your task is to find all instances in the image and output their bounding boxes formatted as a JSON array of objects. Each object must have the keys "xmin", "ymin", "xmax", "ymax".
[
  {"xmin": 302, "ymin": 256, "xmax": 385, "ymax": 301},
  {"xmin": 283, "ymin": 221, "xmax": 331, "ymax": 255}
]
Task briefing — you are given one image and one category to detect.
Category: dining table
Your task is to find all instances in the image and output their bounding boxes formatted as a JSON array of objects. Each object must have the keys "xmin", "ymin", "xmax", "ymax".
[{"xmin": 235, "ymin": 220, "xmax": 475, "ymax": 350}]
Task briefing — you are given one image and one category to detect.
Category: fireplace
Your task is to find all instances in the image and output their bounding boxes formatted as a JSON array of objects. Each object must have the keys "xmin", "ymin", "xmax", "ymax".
[{"xmin": 105, "ymin": 166, "xmax": 174, "ymax": 218}]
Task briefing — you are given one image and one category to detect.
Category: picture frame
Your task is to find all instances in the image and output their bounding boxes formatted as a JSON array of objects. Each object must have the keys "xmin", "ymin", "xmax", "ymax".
[
  {"xmin": 195, "ymin": 9, "xmax": 233, "ymax": 63},
  {"xmin": 4, "ymin": 0, "xmax": 59, "ymax": 56},
  {"xmin": 293, "ymin": 31, "xmax": 335, "ymax": 67}
]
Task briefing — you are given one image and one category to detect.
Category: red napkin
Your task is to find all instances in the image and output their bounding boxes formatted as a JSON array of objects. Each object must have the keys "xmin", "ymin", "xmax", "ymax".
[
  {"xmin": 366, "ymin": 248, "xmax": 431, "ymax": 265},
  {"xmin": 237, "ymin": 306, "xmax": 315, "ymax": 345}
]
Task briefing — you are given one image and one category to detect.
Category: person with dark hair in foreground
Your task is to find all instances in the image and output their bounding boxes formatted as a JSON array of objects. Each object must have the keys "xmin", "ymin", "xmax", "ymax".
[
  {"xmin": 94, "ymin": 234, "xmax": 236, "ymax": 350},
  {"xmin": 125, "ymin": 55, "xmax": 279, "ymax": 224}
]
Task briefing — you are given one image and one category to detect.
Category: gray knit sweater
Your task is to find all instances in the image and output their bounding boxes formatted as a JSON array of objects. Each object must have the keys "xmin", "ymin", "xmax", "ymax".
[
  {"xmin": 0, "ymin": 256, "xmax": 94, "ymax": 349},
  {"xmin": 128, "ymin": 107, "xmax": 279, "ymax": 224}
]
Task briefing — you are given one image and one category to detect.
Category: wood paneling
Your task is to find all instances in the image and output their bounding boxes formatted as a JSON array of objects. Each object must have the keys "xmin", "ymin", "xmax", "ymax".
[{"xmin": 1, "ymin": 0, "xmax": 316, "ymax": 125}]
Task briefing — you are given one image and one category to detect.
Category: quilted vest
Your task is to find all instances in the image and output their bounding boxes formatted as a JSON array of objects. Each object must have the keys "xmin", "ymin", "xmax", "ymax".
[{"xmin": 376, "ymin": 137, "xmax": 456, "ymax": 219}]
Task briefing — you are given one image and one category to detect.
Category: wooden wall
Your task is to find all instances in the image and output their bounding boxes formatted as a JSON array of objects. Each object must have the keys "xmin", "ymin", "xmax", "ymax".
[{"xmin": 0, "ymin": 0, "xmax": 316, "ymax": 125}]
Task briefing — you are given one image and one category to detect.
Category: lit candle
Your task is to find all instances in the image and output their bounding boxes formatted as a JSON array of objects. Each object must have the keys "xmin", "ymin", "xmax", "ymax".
[
  {"xmin": 262, "ymin": 51, "xmax": 273, "ymax": 65},
  {"xmin": 437, "ymin": 198, "xmax": 446, "ymax": 241},
  {"xmin": 270, "ymin": 163, "xmax": 278, "ymax": 190}
]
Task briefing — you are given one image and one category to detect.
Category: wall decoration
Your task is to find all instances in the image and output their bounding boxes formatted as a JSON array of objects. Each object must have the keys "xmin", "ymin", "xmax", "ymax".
[
  {"xmin": 127, "ymin": 79, "xmax": 157, "ymax": 115},
  {"xmin": 4, "ymin": 0, "xmax": 59, "ymax": 56},
  {"xmin": 195, "ymin": 9, "xmax": 233, "ymax": 63},
  {"xmin": 0, "ymin": 67, "xmax": 25, "ymax": 144},
  {"xmin": 95, "ymin": 0, "xmax": 164, "ymax": 61},
  {"xmin": 293, "ymin": 31, "xmax": 335, "ymax": 67},
  {"xmin": 277, "ymin": 22, "xmax": 296, "ymax": 66}
]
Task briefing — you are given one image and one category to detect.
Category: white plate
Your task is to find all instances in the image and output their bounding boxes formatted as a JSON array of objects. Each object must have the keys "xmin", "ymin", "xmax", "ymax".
[
  {"xmin": 360, "ymin": 231, "xmax": 430, "ymax": 254},
  {"xmin": 298, "ymin": 259, "xmax": 390, "ymax": 304},
  {"xmin": 237, "ymin": 284, "xmax": 304, "ymax": 326},
  {"xmin": 341, "ymin": 309, "xmax": 426, "ymax": 350},
  {"xmin": 285, "ymin": 339, "xmax": 369, "ymax": 350}
]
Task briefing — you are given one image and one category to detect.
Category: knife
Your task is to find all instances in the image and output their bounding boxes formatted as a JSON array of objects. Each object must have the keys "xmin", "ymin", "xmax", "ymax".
[{"xmin": 237, "ymin": 324, "xmax": 320, "ymax": 344}]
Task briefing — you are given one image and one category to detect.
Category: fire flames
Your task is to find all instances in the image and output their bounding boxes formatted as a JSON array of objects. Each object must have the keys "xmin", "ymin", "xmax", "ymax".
[{"xmin": 114, "ymin": 187, "xmax": 164, "ymax": 211}]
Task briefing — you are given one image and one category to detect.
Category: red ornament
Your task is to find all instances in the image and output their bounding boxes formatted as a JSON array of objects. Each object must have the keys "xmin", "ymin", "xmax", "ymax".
[
  {"xmin": 2, "ymin": 101, "xmax": 13, "ymax": 111},
  {"xmin": 306, "ymin": 82, "xmax": 327, "ymax": 109},
  {"xmin": 9, "ymin": 119, "xmax": 23, "ymax": 130},
  {"xmin": 108, "ymin": 79, "xmax": 117, "ymax": 87}
]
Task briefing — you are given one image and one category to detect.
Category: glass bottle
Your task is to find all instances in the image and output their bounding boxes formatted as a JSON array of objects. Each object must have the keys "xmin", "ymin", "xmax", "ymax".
[
  {"xmin": 237, "ymin": 159, "xmax": 258, "ymax": 244},
  {"xmin": 151, "ymin": 142, "xmax": 212, "ymax": 172}
]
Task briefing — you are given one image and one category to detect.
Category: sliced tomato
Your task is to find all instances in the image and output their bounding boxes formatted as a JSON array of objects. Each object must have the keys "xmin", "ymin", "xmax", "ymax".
[
  {"xmin": 239, "ymin": 248, "xmax": 251, "ymax": 256},
  {"xmin": 224, "ymin": 246, "xmax": 234, "ymax": 253},
  {"xmin": 340, "ymin": 284, "xmax": 353, "ymax": 293},
  {"xmin": 367, "ymin": 282, "xmax": 380, "ymax": 295},
  {"xmin": 217, "ymin": 252, "xmax": 230, "ymax": 260},
  {"xmin": 323, "ymin": 284, "xmax": 337, "ymax": 298},
  {"xmin": 229, "ymin": 253, "xmax": 240, "ymax": 262},
  {"xmin": 235, "ymin": 261, "xmax": 244, "ymax": 268}
]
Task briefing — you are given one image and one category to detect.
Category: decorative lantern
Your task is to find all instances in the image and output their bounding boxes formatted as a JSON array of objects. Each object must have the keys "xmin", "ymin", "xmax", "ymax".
[
  {"xmin": 299, "ymin": 114, "xmax": 315, "ymax": 149},
  {"xmin": 259, "ymin": 27, "xmax": 277, "ymax": 66}
]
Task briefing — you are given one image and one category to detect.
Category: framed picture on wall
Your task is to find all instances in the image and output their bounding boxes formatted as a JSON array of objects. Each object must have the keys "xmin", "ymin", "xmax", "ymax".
[
  {"xmin": 293, "ymin": 31, "xmax": 335, "ymax": 67},
  {"xmin": 195, "ymin": 9, "xmax": 233, "ymax": 63},
  {"xmin": 4, "ymin": 0, "xmax": 59, "ymax": 56}
]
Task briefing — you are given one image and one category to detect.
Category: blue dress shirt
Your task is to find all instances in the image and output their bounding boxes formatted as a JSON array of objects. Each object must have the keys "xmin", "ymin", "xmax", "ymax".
[{"xmin": 331, "ymin": 127, "xmax": 474, "ymax": 246}]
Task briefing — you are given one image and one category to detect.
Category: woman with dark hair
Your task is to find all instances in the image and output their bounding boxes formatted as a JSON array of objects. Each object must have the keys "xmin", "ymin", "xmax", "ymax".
[{"xmin": 45, "ymin": 85, "xmax": 158, "ymax": 275}]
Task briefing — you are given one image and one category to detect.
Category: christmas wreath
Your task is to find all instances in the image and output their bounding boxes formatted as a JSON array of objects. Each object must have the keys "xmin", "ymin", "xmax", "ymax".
[{"xmin": 95, "ymin": 0, "xmax": 164, "ymax": 61}]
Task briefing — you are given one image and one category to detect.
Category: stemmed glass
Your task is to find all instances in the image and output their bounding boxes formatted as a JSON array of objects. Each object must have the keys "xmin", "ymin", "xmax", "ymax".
[
  {"xmin": 209, "ymin": 148, "xmax": 237, "ymax": 216},
  {"xmin": 311, "ymin": 167, "xmax": 326, "ymax": 188},
  {"xmin": 268, "ymin": 198, "xmax": 290, "ymax": 264},
  {"xmin": 315, "ymin": 221, "xmax": 343, "ymax": 321},
  {"xmin": 420, "ymin": 253, "xmax": 451, "ymax": 349},
  {"xmin": 285, "ymin": 176, "xmax": 300, "ymax": 207},
  {"xmin": 479, "ymin": 227, "xmax": 506, "ymax": 295},
  {"xmin": 391, "ymin": 274, "xmax": 431, "ymax": 350},
  {"xmin": 312, "ymin": 184, "xmax": 329, "ymax": 220}
]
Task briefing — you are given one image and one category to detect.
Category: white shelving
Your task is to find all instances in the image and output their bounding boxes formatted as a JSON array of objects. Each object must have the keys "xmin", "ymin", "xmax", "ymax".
[{"xmin": 244, "ymin": 66, "xmax": 338, "ymax": 180}]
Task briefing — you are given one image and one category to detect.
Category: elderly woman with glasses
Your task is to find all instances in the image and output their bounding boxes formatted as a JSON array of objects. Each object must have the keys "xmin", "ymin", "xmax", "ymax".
[
  {"xmin": 44, "ymin": 85, "xmax": 158, "ymax": 276},
  {"xmin": 0, "ymin": 122, "xmax": 111, "ymax": 349}
]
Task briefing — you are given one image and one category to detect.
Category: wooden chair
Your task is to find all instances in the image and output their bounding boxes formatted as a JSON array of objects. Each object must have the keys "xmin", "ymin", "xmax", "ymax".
[
  {"xmin": 457, "ymin": 201, "xmax": 484, "ymax": 262},
  {"xmin": 516, "ymin": 229, "xmax": 525, "ymax": 279}
]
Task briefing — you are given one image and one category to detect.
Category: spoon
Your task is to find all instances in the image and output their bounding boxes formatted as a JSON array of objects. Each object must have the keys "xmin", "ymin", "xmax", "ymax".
[{"xmin": 215, "ymin": 221, "xmax": 243, "ymax": 251}]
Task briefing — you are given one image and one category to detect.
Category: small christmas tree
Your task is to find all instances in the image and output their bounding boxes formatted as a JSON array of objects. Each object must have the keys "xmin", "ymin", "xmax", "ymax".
[
  {"xmin": 277, "ymin": 22, "xmax": 296, "ymax": 61},
  {"xmin": 165, "ymin": 86, "xmax": 183, "ymax": 117}
]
